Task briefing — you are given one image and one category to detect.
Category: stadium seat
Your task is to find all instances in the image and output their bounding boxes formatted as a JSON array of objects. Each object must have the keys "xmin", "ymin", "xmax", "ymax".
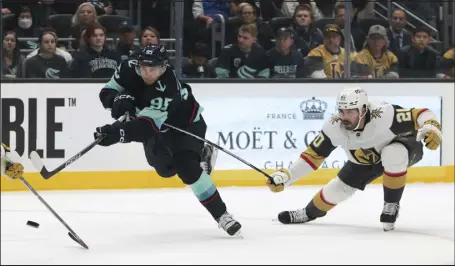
[{"xmin": 46, "ymin": 14, "xmax": 73, "ymax": 37}]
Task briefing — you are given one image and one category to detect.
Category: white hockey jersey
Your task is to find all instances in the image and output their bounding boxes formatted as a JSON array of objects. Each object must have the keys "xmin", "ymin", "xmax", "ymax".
[{"xmin": 301, "ymin": 102, "xmax": 434, "ymax": 168}]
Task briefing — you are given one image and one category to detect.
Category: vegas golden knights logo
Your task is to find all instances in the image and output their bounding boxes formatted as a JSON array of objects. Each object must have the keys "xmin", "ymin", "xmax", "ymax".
[{"xmin": 350, "ymin": 148, "xmax": 381, "ymax": 165}]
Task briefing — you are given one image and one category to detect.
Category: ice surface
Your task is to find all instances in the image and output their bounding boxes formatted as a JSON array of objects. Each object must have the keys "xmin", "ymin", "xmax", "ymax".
[{"xmin": 1, "ymin": 183, "xmax": 454, "ymax": 265}]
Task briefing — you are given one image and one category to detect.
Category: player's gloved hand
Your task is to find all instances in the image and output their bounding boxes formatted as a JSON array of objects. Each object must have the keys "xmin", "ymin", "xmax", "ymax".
[
  {"xmin": 1, "ymin": 145, "xmax": 24, "ymax": 180},
  {"xmin": 111, "ymin": 93, "xmax": 136, "ymax": 120},
  {"xmin": 416, "ymin": 120, "xmax": 442, "ymax": 150},
  {"xmin": 266, "ymin": 169, "xmax": 291, "ymax": 193},
  {"xmin": 94, "ymin": 121, "xmax": 130, "ymax": 147}
]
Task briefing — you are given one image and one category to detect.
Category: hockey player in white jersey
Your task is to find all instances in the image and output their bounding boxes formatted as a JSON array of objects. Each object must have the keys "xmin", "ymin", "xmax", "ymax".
[
  {"xmin": 267, "ymin": 87, "xmax": 442, "ymax": 231},
  {"xmin": 1, "ymin": 143, "xmax": 24, "ymax": 180}
]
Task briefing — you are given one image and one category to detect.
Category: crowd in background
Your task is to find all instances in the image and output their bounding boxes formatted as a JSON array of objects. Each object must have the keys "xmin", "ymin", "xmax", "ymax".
[{"xmin": 1, "ymin": 0, "xmax": 454, "ymax": 80}]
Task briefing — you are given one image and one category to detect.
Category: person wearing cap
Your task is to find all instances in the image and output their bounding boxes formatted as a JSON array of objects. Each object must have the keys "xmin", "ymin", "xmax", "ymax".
[
  {"xmin": 352, "ymin": 24, "xmax": 399, "ymax": 79},
  {"xmin": 299, "ymin": 24, "xmax": 355, "ymax": 79},
  {"xmin": 181, "ymin": 42, "xmax": 216, "ymax": 78},
  {"xmin": 115, "ymin": 20, "xmax": 141, "ymax": 61},
  {"xmin": 266, "ymin": 27, "xmax": 304, "ymax": 78},
  {"xmin": 397, "ymin": 27, "xmax": 438, "ymax": 78}
]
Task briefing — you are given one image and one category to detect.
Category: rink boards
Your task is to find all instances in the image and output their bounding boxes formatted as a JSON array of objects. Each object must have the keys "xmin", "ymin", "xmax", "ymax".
[{"xmin": 1, "ymin": 82, "xmax": 454, "ymax": 191}]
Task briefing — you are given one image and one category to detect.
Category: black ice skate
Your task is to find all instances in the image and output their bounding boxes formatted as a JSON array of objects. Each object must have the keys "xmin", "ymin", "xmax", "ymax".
[
  {"xmin": 380, "ymin": 202, "xmax": 400, "ymax": 231},
  {"xmin": 217, "ymin": 212, "xmax": 242, "ymax": 236},
  {"xmin": 200, "ymin": 144, "xmax": 218, "ymax": 176},
  {"xmin": 278, "ymin": 208, "xmax": 314, "ymax": 224}
]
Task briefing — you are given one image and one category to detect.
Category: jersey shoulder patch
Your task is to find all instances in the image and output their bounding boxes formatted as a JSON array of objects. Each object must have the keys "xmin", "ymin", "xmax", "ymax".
[{"xmin": 322, "ymin": 114, "xmax": 343, "ymax": 142}]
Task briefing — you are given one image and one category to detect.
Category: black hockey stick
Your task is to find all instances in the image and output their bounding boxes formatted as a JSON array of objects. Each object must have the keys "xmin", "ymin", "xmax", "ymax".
[
  {"xmin": 163, "ymin": 123, "xmax": 274, "ymax": 182},
  {"xmin": 30, "ymin": 114, "xmax": 129, "ymax": 180},
  {"xmin": 18, "ymin": 176, "xmax": 89, "ymax": 249}
]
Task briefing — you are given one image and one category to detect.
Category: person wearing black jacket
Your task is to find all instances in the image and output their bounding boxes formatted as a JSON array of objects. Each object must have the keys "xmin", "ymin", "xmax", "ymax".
[
  {"xmin": 115, "ymin": 20, "xmax": 141, "ymax": 61},
  {"xmin": 67, "ymin": 22, "xmax": 121, "ymax": 78},
  {"xmin": 289, "ymin": 4, "xmax": 323, "ymax": 57},
  {"xmin": 397, "ymin": 27, "xmax": 438, "ymax": 78},
  {"xmin": 21, "ymin": 28, "xmax": 68, "ymax": 78}
]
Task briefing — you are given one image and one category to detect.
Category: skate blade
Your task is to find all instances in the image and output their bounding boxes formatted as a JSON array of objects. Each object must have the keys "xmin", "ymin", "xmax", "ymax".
[
  {"xmin": 383, "ymin": 223, "xmax": 395, "ymax": 232},
  {"xmin": 233, "ymin": 230, "xmax": 243, "ymax": 239}
]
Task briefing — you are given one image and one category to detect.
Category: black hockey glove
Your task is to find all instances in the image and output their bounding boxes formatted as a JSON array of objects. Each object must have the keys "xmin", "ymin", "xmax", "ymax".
[
  {"xmin": 111, "ymin": 94, "xmax": 136, "ymax": 120},
  {"xmin": 94, "ymin": 121, "xmax": 131, "ymax": 147}
]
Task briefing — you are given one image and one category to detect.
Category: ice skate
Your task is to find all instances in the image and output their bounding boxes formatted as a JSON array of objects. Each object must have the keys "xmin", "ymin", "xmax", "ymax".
[
  {"xmin": 201, "ymin": 144, "xmax": 218, "ymax": 176},
  {"xmin": 217, "ymin": 212, "xmax": 242, "ymax": 237},
  {"xmin": 278, "ymin": 208, "xmax": 314, "ymax": 224},
  {"xmin": 380, "ymin": 202, "xmax": 400, "ymax": 231}
]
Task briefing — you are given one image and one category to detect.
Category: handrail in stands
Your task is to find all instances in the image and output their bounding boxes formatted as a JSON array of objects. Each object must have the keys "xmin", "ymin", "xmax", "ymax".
[{"xmin": 211, "ymin": 14, "xmax": 226, "ymax": 58}]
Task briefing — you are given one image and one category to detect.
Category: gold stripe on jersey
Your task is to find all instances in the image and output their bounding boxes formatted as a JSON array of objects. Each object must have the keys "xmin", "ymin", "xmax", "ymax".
[
  {"xmin": 1, "ymin": 143, "xmax": 10, "ymax": 152},
  {"xmin": 441, "ymin": 48, "xmax": 454, "ymax": 77},
  {"xmin": 312, "ymin": 189, "xmax": 336, "ymax": 212},
  {"xmin": 383, "ymin": 171, "xmax": 407, "ymax": 189},
  {"xmin": 410, "ymin": 108, "xmax": 441, "ymax": 131},
  {"xmin": 300, "ymin": 146, "xmax": 326, "ymax": 170},
  {"xmin": 353, "ymin": 49, "xmax": 398, "ymax": 78}
]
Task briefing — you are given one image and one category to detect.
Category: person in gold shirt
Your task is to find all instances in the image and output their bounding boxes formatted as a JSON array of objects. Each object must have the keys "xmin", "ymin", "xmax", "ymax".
[
  {"xmin": 352, "ymin": 25, "xmax": 399, "ymax": 78},
  {"xmin": 437, "ymin": 47, "xmax": 454, "ymax": 78},
  {"xmin": 297, "ymin": 24, "xmax": 356, "ymax": 79},
  {"xmin": 1, "ymin": 143, "xmax": 24, "ymax": 180}
]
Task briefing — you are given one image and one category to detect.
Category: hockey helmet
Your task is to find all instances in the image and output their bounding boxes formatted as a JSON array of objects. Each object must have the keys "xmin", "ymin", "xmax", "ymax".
[
  {"xmin": 137, "ymin": 44, "xmax": 168, "ymax": 67},
  {"xmin": 336, "ymin": 87, "xmax": 368, "ymax": 111}
]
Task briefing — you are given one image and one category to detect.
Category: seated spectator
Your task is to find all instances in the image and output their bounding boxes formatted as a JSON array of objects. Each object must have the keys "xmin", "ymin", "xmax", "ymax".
[
  {"xmin": 115, "ymin": 20, "xmax": 141, "ymax": 61},
  {"xmin": 21, "ymin": 29, "xmax": 68, "ymax": 78},
  {"xmin": 298, "ymin": 24, "xmax": 355, "ymax": 78},
  {"xmin": 352, "ymin": 25, "xmax": 399, "ymax": 79},
  {"xmin": 2, "ymin": 30, "xmax": 25, "ymax": 78},
  {"xmin": 334, "ymin": 4, "xmax": 365, "ymax": 52},
  {"xmin": 280, "ymin": 1, "xmax": 323, "ymax": 19},
  {"xmin": 267, "ymin": 27, "xmax": 304, "ymax": 78},
  {"xmin": 398, "ymin": 27, "xmax": 438, "ymax": 78},
  {"xmin": 230, "ymin": 0, "xmax": 260, "ymax": 16},
  {"xmin": 182, "ymin": 42, "xmax": 216, "ymax": 78},
  {"xmin": 227, "ymin": 2, "xmax": 274, "ymax": 50},
  {"xmin": 192, "ymin": 0, "xmax": 232, "ymax": 26},
  {"xmin": 140, "ymin": 26, "xmax": 161, "ymax": 47},
  {"xmin": 14, "ymin": 6, "xmax": 41, "ymax": 50},
  {"xmin": 25, "ymin": 28, "xmax": 72, "ymax": 64},
  {"xmin": 69, "ymin": 2, "xmax": 98, "ymax": 50},
  {"xmin": 67, "ymin": 22, "xmax": 121, "ymax": 78},
  {"xmin": 289, "ymin": 4, "xmax": 323, "ymax": 57},
  {"xmin": 216, "ymin": 23, "xmax": 269, "ymax": 78},
  {"xmin": 387, "ymin": 8, "xmax": 412, "ymax": 56},
  {"xmin": 437, "ymin": 47, "xmax": 454, "ymax": 78}
]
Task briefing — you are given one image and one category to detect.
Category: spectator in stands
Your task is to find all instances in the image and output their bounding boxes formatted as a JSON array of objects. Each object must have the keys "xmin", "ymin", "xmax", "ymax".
[
  {"xmin": 25, "ymin": 28, "xmax": 72, "ymax": 64},
  {"xmin": 273, "ymin": 0, "xmax": 323, "ymax": 19},
  {"xmin": 437, "ymin": 46, "xmax": 454, "ymax": 78},
  {"xmin": 397, "ymin": 27, "xmax": 438, "ymax": 78},
  {"xmin": 182, "ymin": 42, "xmax": 216, "ymax": 78},
  {"xmin": 297, "ymin": 24, "xmax": 354, "ymax": 79},
  {"xmin": 352, "ymin": 25, "xmax": 399, "ymax": 79},
  {"xmin": 216, "ymin": 23, "xmax": 269, "ymax": 78},
  {"xmin": 21, "ymin": 28, "xmax": 68, "ymax": 78},
  {"xmin": 2, "ymin": 30, "xmax": 25, "ymax": 78},
  {"xmin": 228, "ymin": 3, "xmax": 274, "ymax": 50},
  {"xmin": 14, "ymin": 6, "xmax": 41, "ymax": 51},
  {"xmin": 140, "ymin": 26, "xmax": 161, "ymax": 47},
  {"xmin": 289, "ymin": 4, "xmax": 323, "ymax": 57},
  {"xmin": 70, "ymin": 2, "xmax": 98, "ymax": 50},
  {"xmin": 67, "ymin": 22, "xmax": 121, "ymax": 78},
  {"xmin": 192, "ymin": 0, "xmax": 232, "ymax": 25},
  {"xmin": 387, "ymin": 9, "xmax": 412, "ymax": 56},
  {"xmin": 267, "ymin": 27, "xmax": 304, "ymax": 78},
  {"xmin": 115, "ymin": 20, "xmax": 140, "ymax": 61},
  {"xmin": 333, "ymin": 4, "xmax": 365, "ymax": 52},
  {"xmin": 231, "ymin": 0, "xmax": 260, "ymax": 17}
]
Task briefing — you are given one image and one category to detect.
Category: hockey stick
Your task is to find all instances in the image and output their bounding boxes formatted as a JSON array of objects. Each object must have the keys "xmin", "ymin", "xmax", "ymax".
[
  {"xmin": 30, "ymin": 114, "xmax": 128, "ymax": 180},
  {"xmin": 163, "ymin": 123, "xmax": 274, "ymax": 182},
  {"xmin": 18, "ymin": 176, "xmax": 89, "ymax": 249}
]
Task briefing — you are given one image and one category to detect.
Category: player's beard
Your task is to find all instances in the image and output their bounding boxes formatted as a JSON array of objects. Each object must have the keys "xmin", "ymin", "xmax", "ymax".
[{"xmin": 341, "ymin": 120, "xmax": 355, "ymax": 130}]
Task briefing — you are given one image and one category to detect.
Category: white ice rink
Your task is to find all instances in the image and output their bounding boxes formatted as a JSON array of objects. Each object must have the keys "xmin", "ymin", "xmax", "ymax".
[{"xmin": 1, "ymin": 183, "xmax": 454, "ymax": 265}]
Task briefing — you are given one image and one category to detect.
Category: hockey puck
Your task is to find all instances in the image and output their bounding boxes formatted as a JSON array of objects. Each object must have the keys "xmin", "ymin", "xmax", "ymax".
[{"xmin": 26, "ymin": 220, "xmax": 40, "ymax": 228}]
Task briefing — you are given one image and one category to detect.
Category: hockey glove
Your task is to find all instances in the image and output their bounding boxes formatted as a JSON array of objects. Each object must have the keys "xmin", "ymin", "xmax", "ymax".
[
  {"xmin": 95, "ymin": 121, "xmax": 131, "ymax": 147},
  {"xmin": 416, "ymin": 120, "xmax": 442, "ymax": 150},
  {"xmin": 111, "ymin": 93, "xmax": 136, "ymax": 120},
  {"xmin": 1, "ymin": 145, "xmax": 24, "ymax": 180},
  {"xmin": 266, "ymin": 169, "xmax": 291, "ymax": 193}
]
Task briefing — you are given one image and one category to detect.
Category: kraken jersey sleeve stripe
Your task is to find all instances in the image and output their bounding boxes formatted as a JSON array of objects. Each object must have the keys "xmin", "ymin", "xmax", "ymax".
[
  {"xmin": 104, "ymin": 76, "xmax": 126, "ymax": 93},
  {"xmin": 215, "ymin": 67, "xmax": 230, "ymax": 78},
  {"xmin": 137, "ymin": 107, "xmax": 168, "ymax": 130},
  {"xmin": 257, "ymin": 68, "xmax": 270, "ymax": 78}
]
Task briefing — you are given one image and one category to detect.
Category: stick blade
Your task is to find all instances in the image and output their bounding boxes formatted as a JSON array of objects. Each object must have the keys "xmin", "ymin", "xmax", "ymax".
[
  {"xmin": 68, "ymin": 232, "xmax": 89, "ymax": 249},
  {"xmin": 29, "ymin": 151, "xmax": 44, "ymax": 171}
]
